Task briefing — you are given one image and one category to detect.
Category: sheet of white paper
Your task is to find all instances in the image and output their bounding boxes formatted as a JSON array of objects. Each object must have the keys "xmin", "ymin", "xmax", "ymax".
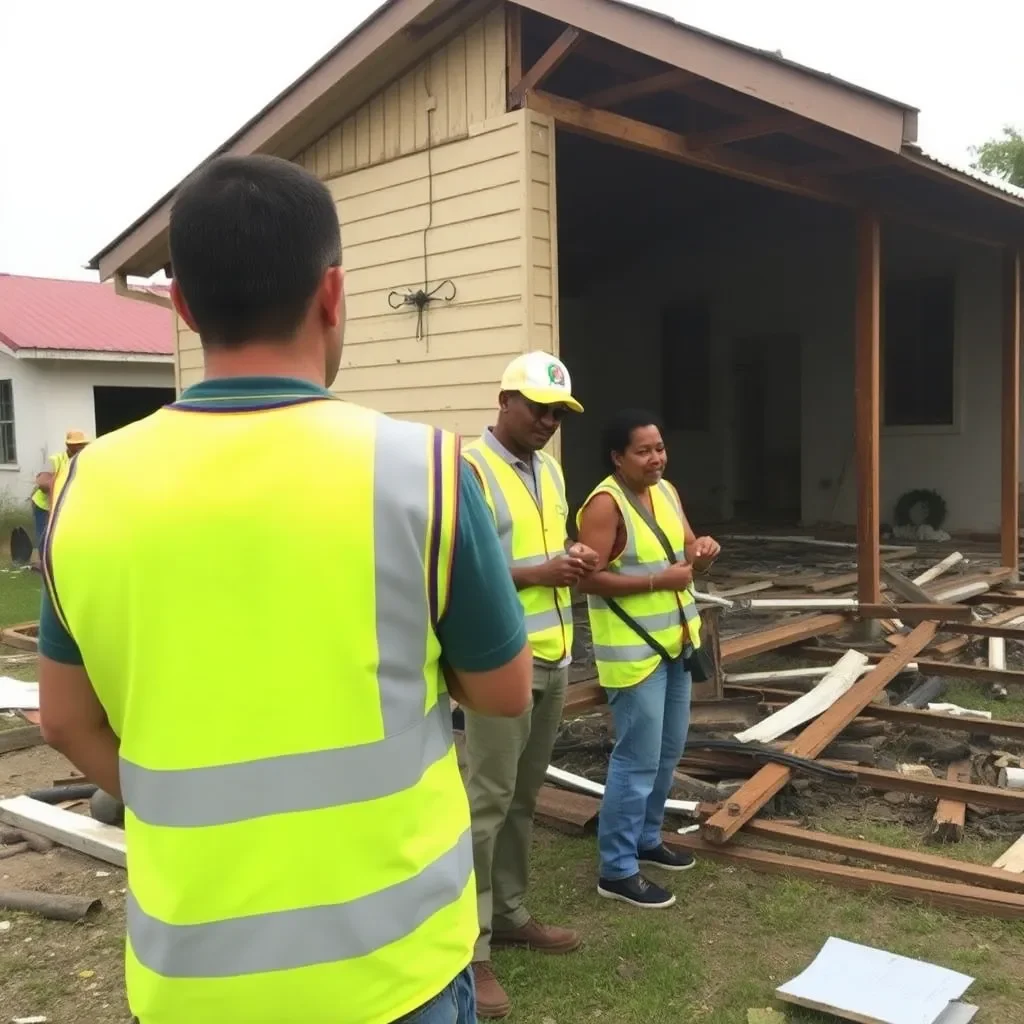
[
  {"xmin": 776, "ymin": 937, "xmax": 974, "ymax": 1024},
  {"xmin": 0, "ymin": 677, "xmax": 39, "ymax": 711}
]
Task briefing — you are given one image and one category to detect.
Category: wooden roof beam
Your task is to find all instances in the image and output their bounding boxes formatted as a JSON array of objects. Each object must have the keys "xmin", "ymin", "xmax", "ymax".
[
  {"xmin": 581, "ymin": 69, "xmax": 694, "ymax": 108},
  {"xmin": 508, "ymin": 24, "xmax": 583, "ymax": 108},
  {"xmin": 685, "ymin": 113, "xmax": 797, "ymax": 152}
]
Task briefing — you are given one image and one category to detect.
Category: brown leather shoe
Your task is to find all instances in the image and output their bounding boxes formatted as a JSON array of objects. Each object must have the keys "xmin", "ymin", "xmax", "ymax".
[
  {"xmin": 472, "ymin": 962, "xmax": 511, "ymax": 1019},
  {"xmin": 492, "ymin": 916, "xmax": 581, "ymax": 954}
]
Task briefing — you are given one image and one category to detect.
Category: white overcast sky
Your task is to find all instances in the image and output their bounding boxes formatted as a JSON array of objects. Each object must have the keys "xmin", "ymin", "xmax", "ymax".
[{"xmin": 1, "ymin": 0, "xmax": 1021, "ymax": 282}]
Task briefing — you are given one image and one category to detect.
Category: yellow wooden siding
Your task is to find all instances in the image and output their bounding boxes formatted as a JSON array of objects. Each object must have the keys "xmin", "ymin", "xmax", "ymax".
[
  {"xmin": 297, "ymin": 7, "xmax": 506, "ymax": 179},
  {"xmin": 175, "ymin": 316, "xmax": 203, "ymax": 391},
  {"xmin": 332, "ymin": 111, "xmax": 530, "ymax": 435},
  {"xmin": 523, "ymin": 111, "xmax": 559, "ymax": 356}
]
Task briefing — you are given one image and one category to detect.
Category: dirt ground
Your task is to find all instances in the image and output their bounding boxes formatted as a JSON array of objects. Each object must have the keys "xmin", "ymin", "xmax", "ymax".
[{"xmin": 0, "ymin": 741, "xmax": 130, "ymax": 1023}]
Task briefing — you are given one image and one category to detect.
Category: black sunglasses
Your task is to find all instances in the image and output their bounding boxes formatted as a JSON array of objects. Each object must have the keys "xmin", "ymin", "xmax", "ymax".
[{"xmin": 521, "ymin": 397, "xmax": 569, "ymax": 422}]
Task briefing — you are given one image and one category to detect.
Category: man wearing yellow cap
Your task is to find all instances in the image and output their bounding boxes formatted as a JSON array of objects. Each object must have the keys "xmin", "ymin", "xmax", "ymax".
[
  {"xmin": 30, "ymin": 429, "xmax": 89, "ymax": 557},
  {"xmin": 462, "ymin": 352, "xmax": 596, "ymax": 1018}
]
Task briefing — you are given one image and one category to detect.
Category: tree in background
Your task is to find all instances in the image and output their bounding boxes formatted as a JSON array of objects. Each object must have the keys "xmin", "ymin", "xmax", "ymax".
[{"xmin": 970, "ymin": 126, "xmax": 1024, "ymax": 188}]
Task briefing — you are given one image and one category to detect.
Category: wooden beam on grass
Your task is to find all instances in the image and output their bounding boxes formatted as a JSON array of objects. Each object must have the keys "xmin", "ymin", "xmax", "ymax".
[
  {"xmin": 740, "ymin": 819, "xmax": 1024, "ymax": 892},
  {"xmin": 702, "ymin": 621, "xmax": 937, "ymax": 845},
  {"xmin": 1002, "ymin": 248, "xmax": 1022, "ymax": 573},
  {"xmin": 0, "ymin": 796, "xmax": 125, "ymax": 868},
  {"xmin": 930, "ymin": 760, "xmax": 971, "ymax": 844},
  {"xmin": 524, "ymin": 89, "xmax": 849, "ymax": 206},
  {"xmin": 664, "ymin": 832, "xmax": 1024, "ymax": 919},
  {"xmin": 855, "ymin": 211, "xmax": 882, "ymax": 604},
  {"xmin": 581, "ymin": 68, "xmax": 694, "ymax": 108},
  {"xmin": 684, "ymin": 113, "xmax": 796, "ymax": 152},
  {"xmin": 508, "ymin": 26, "xmax": 583, "ymax": 108}
]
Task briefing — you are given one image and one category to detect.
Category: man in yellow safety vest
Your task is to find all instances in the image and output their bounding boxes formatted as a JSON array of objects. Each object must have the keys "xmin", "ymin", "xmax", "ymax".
[
  {"xmin": 462, "ymin": 352, "xmax": 597, "ymax": 1018},
  {"xmin": 30, "ymin": 428, "xmax": 89, "ymax": 558},
  {"xmin": 37, "ymin": 154, "xmax": 533, "ymax": 1024}
]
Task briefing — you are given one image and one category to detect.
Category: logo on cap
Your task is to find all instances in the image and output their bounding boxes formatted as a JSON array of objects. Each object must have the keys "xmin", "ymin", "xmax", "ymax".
[{"xmin": 547, "ymin": 362, "xmax": 566, "ymax": 386}]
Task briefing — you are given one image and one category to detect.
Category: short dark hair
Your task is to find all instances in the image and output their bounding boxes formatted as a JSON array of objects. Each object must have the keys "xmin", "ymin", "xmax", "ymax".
[
  {"xmin": 602, "ymin": 408, "xmax": 663, "ymax": 471},
  {"xmin": 169, "ymin": 154, "xmax": 342, "ymax": 347}
]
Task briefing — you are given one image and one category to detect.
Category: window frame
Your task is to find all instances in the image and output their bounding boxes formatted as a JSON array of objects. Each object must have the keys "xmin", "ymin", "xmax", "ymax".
[{"xmin": 0, "ymin": 378, "xmax": 17, "ymax": 466}]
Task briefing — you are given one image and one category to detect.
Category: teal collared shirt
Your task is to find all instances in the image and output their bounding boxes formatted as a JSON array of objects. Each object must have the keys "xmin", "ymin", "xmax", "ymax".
[{"xmin": 39, "ymin": 376, "xmax": 525, "ymax": 674}]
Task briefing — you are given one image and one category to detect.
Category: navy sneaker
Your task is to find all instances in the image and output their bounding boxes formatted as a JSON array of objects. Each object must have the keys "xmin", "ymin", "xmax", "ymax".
[
  {"xmin": 638, "ymin": 844, "xmax": 697, "ymax": 872},
  {"xmin": 597, "ymin": 873, "xmax": 676, "ymax": 908}
]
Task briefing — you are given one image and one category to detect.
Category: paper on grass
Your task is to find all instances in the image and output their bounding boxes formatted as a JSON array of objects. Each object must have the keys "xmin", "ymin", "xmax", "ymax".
[
  {"xmin": 776, "ymin": 937, "xmax": 974, "ymax": 1024},
  {"xmin": 0, "ymin": 676, "xmax": 39, "ymax": 710}
]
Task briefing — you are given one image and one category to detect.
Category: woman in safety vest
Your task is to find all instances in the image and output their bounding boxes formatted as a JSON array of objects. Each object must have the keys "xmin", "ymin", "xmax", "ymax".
[{"xmin": 576, "ymin": 409, "xmax": 720, "ymax": 909}]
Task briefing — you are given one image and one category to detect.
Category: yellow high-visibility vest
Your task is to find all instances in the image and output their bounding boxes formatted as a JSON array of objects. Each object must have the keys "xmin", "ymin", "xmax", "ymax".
[
  {"xmin": 579, "ymin": 475, "xmax": 702, "ymax": 689},
  {"xmin": 43, "ymin": 400, "xmax": 475, "ymax": 1024},
  {"xmin": 30, "ymin": 451, "xmax": 68, "ymax": 511},
  {"xmin": 463, "ymin": 438, "xmax": 573, "ymax": 664}
]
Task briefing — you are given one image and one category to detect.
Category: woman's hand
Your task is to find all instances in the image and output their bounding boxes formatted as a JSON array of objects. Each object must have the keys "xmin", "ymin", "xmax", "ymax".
[
  {"xmin": 654, "ymin": 562, "xmax": 693, "ymax": 592},
  {"xmin": 691, "ymin": 536, "xmax": 721, "ymax": 562}
]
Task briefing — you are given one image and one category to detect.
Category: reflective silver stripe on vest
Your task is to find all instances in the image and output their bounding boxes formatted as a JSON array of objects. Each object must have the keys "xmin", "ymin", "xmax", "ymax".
[
  {"xmin": 512, "ymin": 553, "xmax": 547, "ymax": 570},
  {"xmin": 593, "ymin": 641, "xmax": 669, "ymax": 662},
  {"xmin": 587, "ymin": 598, "xmax": 680, "ymax": 634},
  {"xmin": 127, "ymin": 827, "xmax": 474, "ymax": 978},
  {"xmin": 121, "ymin": 413, "xmax": 451, "ymax": 830},
  {"xmin": 524, "ymin": 607, "xmax": 563, "ymax": 634},
  {"xmin": 119, "ymin": 702, "xmax": 453, "ymax": 828},
  {"xmin": 465, "ymin": 451, "xmax": 514, "ymax": 562}
]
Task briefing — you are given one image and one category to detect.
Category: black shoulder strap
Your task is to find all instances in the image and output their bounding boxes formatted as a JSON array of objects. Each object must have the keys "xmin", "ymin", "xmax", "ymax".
[
  {"xmin": 615, "ymin": 478, "xmax": 678, "ymax": 565},
  {"xmin": 604, "ymin": 597, "xmax": 679, "ymax": 663}
]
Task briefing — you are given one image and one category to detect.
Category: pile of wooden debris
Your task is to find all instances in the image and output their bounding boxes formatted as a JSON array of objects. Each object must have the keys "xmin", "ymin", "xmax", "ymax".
[{"xmin": 543, "ymin": 539, "xmax": 1024, "ymax": 919}]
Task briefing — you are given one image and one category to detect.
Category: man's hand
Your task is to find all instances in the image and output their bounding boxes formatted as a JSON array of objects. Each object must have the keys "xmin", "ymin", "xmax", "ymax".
[
  {"xmin": 533, "ymin": 554, "xmax": 588, "ymax": 588},
  {"xmin": 567, "ymin": 542, "xmax": 600, "ymax": 573},
  {"xmin": 691, "ymin": 536, "xmax": 721, "ymax": 562},
  {"xmin": 655, "ymin": 561, "xmax": 694, "ymax": 592}
]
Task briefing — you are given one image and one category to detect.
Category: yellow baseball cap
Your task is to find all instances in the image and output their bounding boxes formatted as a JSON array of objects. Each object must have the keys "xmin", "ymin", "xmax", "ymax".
[
  {"xmin": 500, "ymin": 352, "xmax": 583, "ymax": 414},
  {"xmin": 65, "ymin": 429, "xmax": 90, "ymax": 445}
]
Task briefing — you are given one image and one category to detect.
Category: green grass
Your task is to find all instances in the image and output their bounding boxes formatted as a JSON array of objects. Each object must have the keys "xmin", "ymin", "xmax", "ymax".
[
  {"xmin": 0, "ymin": 563, "xmax": 40, "ymax": 630},
  {"xmin": 492, "ymin": 831, "xmax": 1024, "ymax": 1023},
  {"xmin": 945, "ymin": 679, "xmax": 1024, "ymax": 721}
]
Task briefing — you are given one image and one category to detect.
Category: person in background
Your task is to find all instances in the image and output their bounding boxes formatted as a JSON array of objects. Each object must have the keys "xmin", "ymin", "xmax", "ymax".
[
  {"xmin": 461, "ymin": 352, "xmax": 597, "ymax": 1019},
  {"xmin": 36, "ymin": 153, "xmax": 533, "ymax": 1024},
  {"xmin": 30, "ymin": 429, "xmax": 89, "ymax": 558},
  {"xmin": 576, "ymin": 409, "xmax": 720, "ymax": 910}
]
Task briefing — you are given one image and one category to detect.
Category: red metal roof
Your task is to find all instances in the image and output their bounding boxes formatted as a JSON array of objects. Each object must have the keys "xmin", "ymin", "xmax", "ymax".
[{"xmin": 0, "ymin": 274, "xmax": 173, "ymax": 356}]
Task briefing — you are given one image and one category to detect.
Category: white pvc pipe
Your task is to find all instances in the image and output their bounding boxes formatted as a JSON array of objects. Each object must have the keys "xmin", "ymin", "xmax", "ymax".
[
  {"xmin": 999, "ymin": 767, "xmax": 1024, "ymax": 790},
  {"xmin": 746, "ymin": 598, "xmax": 859, "ymax": 611},
  {"xmin": 691, "ymin": 590, "xmax": 734, "ymax": 609},
  {"xmin": 544, "ymin": 765, "xmax": 699, "ymax": 816},
  {"xmin": 989, "ymin": 637, "xmax": 1007, "ymax": 671},
  {"xmin": 725, "ymin": 662, "xmax": 920, "ymax": 684},
  {"xmin": 720, "ymin": 534, "xmax": 912, "ymax": 552},
  {"xmin": 913, "ymin": 552, "xmax": 964, "ymax": 587}
]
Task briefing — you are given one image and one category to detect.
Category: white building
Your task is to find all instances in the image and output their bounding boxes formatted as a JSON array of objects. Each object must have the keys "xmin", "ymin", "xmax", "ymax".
[{"xmin": 0, "ymin": 274, "xmax": 175, "ymax": 505}]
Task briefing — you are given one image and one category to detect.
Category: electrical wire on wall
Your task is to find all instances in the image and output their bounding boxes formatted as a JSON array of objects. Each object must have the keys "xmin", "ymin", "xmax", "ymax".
[{"xmin": 386, "ymin": 59, "xmax": 456, "ymax": 348}]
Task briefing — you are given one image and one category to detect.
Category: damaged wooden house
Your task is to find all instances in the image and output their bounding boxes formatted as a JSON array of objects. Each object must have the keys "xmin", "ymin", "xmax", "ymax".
[{"xmin": 82, "ymin": 0, "xmax": 1024, "ymax": 912}]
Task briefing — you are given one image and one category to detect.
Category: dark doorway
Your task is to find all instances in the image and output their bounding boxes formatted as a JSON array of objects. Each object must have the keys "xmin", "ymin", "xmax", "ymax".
[
  {"xmin": 732, "ymin": 336, "xmax": 802, "ymax": 522},
  {"xmin": 93, "ymin": 386, "xmax": 175, "ymax": 436}
]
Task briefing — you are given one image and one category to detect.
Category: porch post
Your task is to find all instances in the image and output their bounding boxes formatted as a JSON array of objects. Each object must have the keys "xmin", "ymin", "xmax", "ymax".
[
  {"xmin": 1002, "ymin": 248, "xmax": 1022, "ymax": 573},
  {"xmin": 855, "ymin": 211, "xmax": 881, "ymax": 604}
]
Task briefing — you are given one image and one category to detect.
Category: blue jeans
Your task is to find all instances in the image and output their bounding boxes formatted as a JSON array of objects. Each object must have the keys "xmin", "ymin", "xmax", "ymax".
[
  {"xmin": 396, "ymin": 966, "xmax": 476, "ymax": 1023},
  {"xmin": 32, "ymin": 504, "xmax": 49, "ymax": 555},
  {"xmin": 598, "ymin": 659, "xmax": 692, "ymax": 880}
]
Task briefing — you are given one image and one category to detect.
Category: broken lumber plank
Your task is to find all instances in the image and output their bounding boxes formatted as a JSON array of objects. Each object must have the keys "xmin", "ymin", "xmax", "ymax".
[
  {"xmin": 940, "ymin": 621, "xmax": 1024, "ymax": 640},
  {"xmin": 930, "ymin": 760, "xmax": 971, "ymax": 844},
  {"xmin": 734, "ymin": 650, "xmax": 869, "ymax": 745},
  {"xmin": 725, "ymin": 683, "xmax": 1024, "ymax": 741},
  {"xmin": 703, "ymin": 621, "xmax": 938, "ymax": 845},
  {"xmin": 721, "ymin": 614, "xmax": 848, "ymax": 663},
  {"xmin": 0, "ymin": 725, "xmax": 43, "ymax": 755},
  {"xmin": 665, "ymin": 832, "xmax": 1024, "ymax": 918},
  {"xmin": 994, "ymin": 835, "xmax": 1024, "ymax": 873},
  {"xmin": 740, "ymin": 819, "xmax": 1024, "ymax": 892},
  {"xmin": 881, "ymin": 564, "xmax": 935, "ymax": 604},
  {"xmin": 793, "ymin": 645, "xmax": 1024, "ymax": 686},
  {"xmin": 0, "ymin": 796, "xmax": 125, "ymax": 868},
  {"xmin": 858, "ymin": 603, "xmax": 973, "ymax": 622},
  {"xmin": 534, "ymin": 786, "xmax": 599, "ymax": 835},
  {"xmin": 715, "ymin": 580, "xmax": 774, "ymax": 598},
  {"xmin": 816, "ymin": 759, "xmax": 1024, "ymax": 813}
]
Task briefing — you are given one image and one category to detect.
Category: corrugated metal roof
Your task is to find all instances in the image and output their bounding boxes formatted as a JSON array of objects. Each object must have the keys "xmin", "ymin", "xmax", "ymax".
[
  {"xmin": 908, "ymin": 148, "xmax": 1024, "ymax": 201},
  {"xmin": 607, "ymin": 0, "xmax": 918, "ymax": 113},
  {"xmin": 0, "ymin": 275, "xmax": 173, "ymax": 355}
]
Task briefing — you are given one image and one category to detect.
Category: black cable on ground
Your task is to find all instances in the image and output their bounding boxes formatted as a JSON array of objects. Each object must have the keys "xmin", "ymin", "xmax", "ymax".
[{"xmin": 683, "ymin": 737, "xmax": 857, "ymax": 784}]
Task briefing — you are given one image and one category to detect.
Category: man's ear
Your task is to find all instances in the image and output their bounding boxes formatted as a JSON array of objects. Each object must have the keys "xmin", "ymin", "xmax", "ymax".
[
  {"xmin": 170, "ymin": 280, "xmax": 197, "ymax": 332},
  {"xmin": 319, "ymin": 266, "xmax": 345, "ymax": 328}
]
